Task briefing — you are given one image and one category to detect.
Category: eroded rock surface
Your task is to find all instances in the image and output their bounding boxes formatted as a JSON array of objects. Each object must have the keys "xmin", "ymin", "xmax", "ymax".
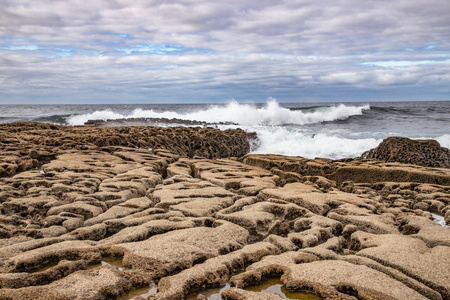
[
  {"xmin": 362, "ymin": 137, "xmax": 450, "ymax": 169},
  {"xmin": 0, "ymin": 122, "xmax": 250, "ymax": 178},
  {"xmin": 0, "ymin": 124, "xmax": 449, "ymax": 300}
]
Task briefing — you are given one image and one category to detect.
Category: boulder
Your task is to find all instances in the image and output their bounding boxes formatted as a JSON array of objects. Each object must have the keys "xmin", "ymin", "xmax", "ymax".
[{"xmin": 362, "ymin": 137, "xmax": 450, "ymax": 168}]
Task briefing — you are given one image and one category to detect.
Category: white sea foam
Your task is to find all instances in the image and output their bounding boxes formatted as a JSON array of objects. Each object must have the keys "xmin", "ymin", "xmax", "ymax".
[
  {"xmin": 66, "ymin": 110, "xmax": 126, "ymax": 126},
  {"xmin": 425, "ymin": 211, "xmax": 449, "ymax": 228},
  {"xmin": 66, "ymin": 99, "xmax": 370, "ymax": 126},
  {"xmin": 65, "ymin": 99, "xmax": 375, "ymax": 159},
  {"xmin": 246, "ymin": 126, "xmax": 381, "ymax": 159},
  {"xmin": 436, "ymin": 134, "xmax": 450, "ymax": 149}
]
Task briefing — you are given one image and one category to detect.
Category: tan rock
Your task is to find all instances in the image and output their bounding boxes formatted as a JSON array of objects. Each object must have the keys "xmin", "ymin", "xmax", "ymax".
[
  {"xmin": 221, "ymin": 288, "xmax": 285, "ymax": 300},
  {"xmin": 285, "ymin": 260, "xmax": 427, "ymax": 300},
  {"xmin": 328, "ymin": 212, "xmax": 398, "ymax": 234},
  {"xmin": 84, "ymin": 206, "xmax": 138, "ymax": 226},
  {"xmin": 151, "ymin": 242, "xmax": 279, "ymax": 300},
  {"xmin": 264, "ymin": 234, "xmax": 298, "ymax": 252},
  {"xmin": 100, "ymin": 218, "xmax": 199, "ymax": 245},
  {"xmin": 151, "ymin": 179, "xmax": 237, "ymax": 216},
  {"xmin": 3, "ymin": 195, "xmax": 61, "ymax": 213},
  {"xmin": 114, "ymin": 221, "xmax": 248, "ymax": 277},
  {"xmin": 40, "ymin": 225, "xmax": 68, "ymax": 238},
  {"xmin": 190, "ymin": 158, "xmax": 279, "ymax": 195},
  {"xmin": 47, "ymin": 202, "xmax": 104, "ymax": 220},
  {"xmin": 232, "ymin": 252, "xmax": 427, "ymax": 300},
  {"xmin": 259, "ymin": 183, "xmax": 332, "ymax": 215},
  {"xmin": 1, "ymin": 125, "xmax": 450, "ymax": 299},
  {"xmin": 0, "ymin": 266, "xmax": 129, "ymax": 300},
  {"xmin": 0, "ymin": 240, "xmax": 98, "ymax": 273},
  {"xmin": 402, "ymin": 215, "xmax": 450, "ymax": 247},
  {"xmin": 352, "ymin": 231, "xmax": 450, "ymax": 299}
]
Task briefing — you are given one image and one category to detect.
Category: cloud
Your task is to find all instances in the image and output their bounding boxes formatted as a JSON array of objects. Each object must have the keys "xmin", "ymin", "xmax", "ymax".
[{"xmin": 0, "ymin": 0, "xmax": 449, "ymax": 103}]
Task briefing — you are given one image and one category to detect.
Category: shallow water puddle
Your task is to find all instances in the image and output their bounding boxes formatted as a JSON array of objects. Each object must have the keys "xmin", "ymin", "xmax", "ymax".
[
  {"xmin": 185, "ymin": 278, "xmax": 322, "ymax": 300},
  {"xmin": 117, "ymin": 283, "xmax": 157, "ymax": 300},
  {"xmin": 245, "ymin": 277, "xmax": 322, "ymax": 300},
  {"xmin": 100, "ymin": 257, "xmax": 124, "ymax": 269},
  {"xmin": 185, "ymin": 283, "xmax": 231, "ymax": 300},
  {"xmin": 86, "ymin": 257, "xmax": 124, "ymax": 271}
]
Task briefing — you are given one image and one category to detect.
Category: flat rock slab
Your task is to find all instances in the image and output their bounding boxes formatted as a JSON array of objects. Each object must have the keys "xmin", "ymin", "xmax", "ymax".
[
  {"xmin": 285, "ymin": 260, "xmax": 428, "ymax": 300},
  {"xmin": 151, "ymin": 179, "xmax": 237, "ymax": 216},
  {"xmin": 0, "ymin": 266, "xmax": 127, "ymax": 300},
  {"xmin": 114, "ymin": 221, "xmax": 248, "ymax": 277},
  {"xmin": 352, "ymin": 232, "xmax": 450, "ymax": 299},
  {"xmin": 151, "ymin": 242, "xmax": 280, "ymax": 299}
]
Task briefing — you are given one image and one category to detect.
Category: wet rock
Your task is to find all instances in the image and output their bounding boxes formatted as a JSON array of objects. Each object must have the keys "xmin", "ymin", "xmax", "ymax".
[
  {"xmin": 150, "ymin": 242, "xmax": 279, "ymax": 299},
  {"xmin": 231, "ymin": 252, "xmax": 427, "ymax": 300},
  {"xmin": 285, "ymin": 260, "xmax": 427, "ymax": 299},
  {"xmin": 222, "ymin": 288, "xmax": 285, "ymax": 300}
]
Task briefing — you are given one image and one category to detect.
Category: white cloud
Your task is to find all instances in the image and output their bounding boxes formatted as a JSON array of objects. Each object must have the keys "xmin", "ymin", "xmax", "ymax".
[{"xmin": 0, "ymin": 0, "xmax": 449, "ymax": 103}]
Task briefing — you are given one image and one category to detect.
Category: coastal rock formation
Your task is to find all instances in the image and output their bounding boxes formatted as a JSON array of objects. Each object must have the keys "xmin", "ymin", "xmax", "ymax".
[
  {"xmin": 362, "ymin": 137, "xmax": 450, "ymax": 168},
  {"xmin": 84, "ymin": 117, "xmax": 239, "ymax": 127},
  {"xmin": 0, "ymin": 122, "xmax": 250, "ymax": 178},
  {"xmin": 0, "ymin": 123, "xmax": 449, "ymax": 299},
  {"xmin": 243, "ymin": 154, "xmax": 450, "ymax": 186}
]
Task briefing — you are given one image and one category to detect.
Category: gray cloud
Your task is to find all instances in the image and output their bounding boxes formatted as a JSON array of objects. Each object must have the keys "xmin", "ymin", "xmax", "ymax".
[{"xmin": 0, "ymin": 0, "xmax": 449, "ymax": 103}]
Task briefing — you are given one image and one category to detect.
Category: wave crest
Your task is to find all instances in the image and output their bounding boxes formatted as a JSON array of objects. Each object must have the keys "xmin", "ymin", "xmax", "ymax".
[{"xmin": 66, "ymin": 99, "xmax": 370, "ymax": 126}]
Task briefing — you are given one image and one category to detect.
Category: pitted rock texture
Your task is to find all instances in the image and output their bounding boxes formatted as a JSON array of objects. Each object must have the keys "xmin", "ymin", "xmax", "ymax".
[
  {"xmin": 362, "ymin": 137, "xmax": 450, "ymax": 168},
  {"xmin": 0, "ymin": 122, "xmax": 250, "ymax": 178},
  {"xmin": 0, "ymin": 131, "xmax": 449, "ymax": 299}
]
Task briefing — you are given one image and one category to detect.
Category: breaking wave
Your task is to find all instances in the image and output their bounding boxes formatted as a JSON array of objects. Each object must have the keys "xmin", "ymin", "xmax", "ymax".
[
  {"xmin": 240, "ymin": 126, "xmax": 381, "ymax": 159},
  {"xmin": 64, "ymin": 99, "xmax": 376, "ymax": 159},
  {"xmin": 66, "ymin": 99, "xmax": 370, "ymax": 126}
]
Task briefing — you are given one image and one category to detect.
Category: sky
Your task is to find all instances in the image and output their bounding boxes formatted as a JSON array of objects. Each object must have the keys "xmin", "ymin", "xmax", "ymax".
[{"xmin": 0, "ymin": 0, "xmax": 449, "ymax": 104}]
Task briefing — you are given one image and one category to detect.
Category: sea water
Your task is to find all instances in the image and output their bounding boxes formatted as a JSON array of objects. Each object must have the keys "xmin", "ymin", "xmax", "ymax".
[{"xmin": 1, "ymin": 99, "xmax": 449, "ymax": 159}]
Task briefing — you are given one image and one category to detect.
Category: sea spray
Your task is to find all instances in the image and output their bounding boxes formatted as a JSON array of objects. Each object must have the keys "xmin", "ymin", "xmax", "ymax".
[
  {"xmin": 66, "ymin": 99, "xmax": 370, "ymax": 126},
  {"xmin": 435, "ymin": 134, "xmax": 450, "ymax": 149},
  {"xmin": 67, "ymin": 110, "xmax": 126, "ymax": 126},
  {"xmin": 242, "ymin": 126, "xmax": 381, "ymax": 159}
]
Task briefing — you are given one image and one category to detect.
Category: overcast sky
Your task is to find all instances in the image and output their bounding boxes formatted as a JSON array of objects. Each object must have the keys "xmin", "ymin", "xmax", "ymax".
[{"xmin": 1, "ymin": 0, "xmax": 449, "ymax": 104}]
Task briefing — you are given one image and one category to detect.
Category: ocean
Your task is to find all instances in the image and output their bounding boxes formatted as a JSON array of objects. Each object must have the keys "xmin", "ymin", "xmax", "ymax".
[{"xmin": 1, "ymin": 99, "xmax": 449, "ymax": 159}]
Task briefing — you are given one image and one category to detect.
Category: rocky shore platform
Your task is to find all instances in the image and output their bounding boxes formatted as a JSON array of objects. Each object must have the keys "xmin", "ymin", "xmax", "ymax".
[{"xmin": 0, "ymin": 122, "xmax": 449, "ymax": 300}]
